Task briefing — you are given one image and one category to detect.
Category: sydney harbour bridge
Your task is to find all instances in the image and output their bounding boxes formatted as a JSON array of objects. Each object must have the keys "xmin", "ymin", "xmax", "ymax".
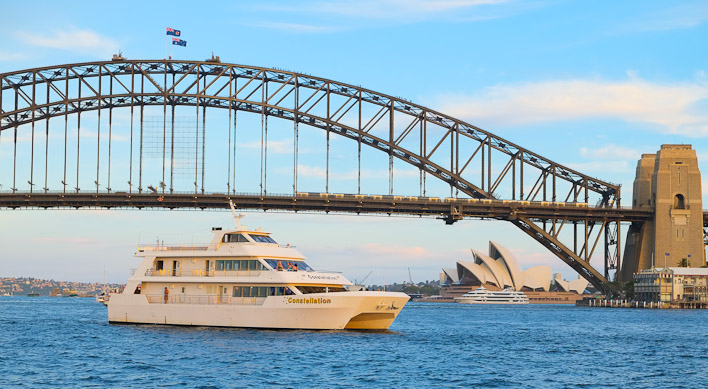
[{"xmin": 1, "ymin": 56, "xmax": 685, "ymax": 296}]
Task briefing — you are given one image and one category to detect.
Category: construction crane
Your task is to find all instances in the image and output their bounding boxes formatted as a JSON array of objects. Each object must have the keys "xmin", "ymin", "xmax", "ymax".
[{"xmin": 356, "ymin": 271, "xmax": 373, "ymax": 286}]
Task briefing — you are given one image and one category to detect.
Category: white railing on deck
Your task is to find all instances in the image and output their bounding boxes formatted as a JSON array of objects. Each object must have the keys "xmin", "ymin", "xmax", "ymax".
[
  {"xmin": 146, "ymin": 294, "xmax": 266, "ymax": 305},
  {"xmin": 144, "ymin": 269, "xmax": 264, "ymax": 277}
]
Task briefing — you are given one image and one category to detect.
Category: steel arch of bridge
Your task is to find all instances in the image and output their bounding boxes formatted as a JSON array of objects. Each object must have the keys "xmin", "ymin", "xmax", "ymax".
[{"xmin": 0, "ymin": 59, "xmax": 626, "ymax": 295}]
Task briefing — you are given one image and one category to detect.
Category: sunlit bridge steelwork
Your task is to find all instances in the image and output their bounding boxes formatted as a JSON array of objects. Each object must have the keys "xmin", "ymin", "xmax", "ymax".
[{"xmin": 0, "ymin": 57, "xmax": 661, "ymax": 295}]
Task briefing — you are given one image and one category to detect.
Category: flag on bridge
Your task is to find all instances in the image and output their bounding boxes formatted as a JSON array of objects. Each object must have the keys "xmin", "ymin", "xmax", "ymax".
[
  {"xmin": 172, "ymin": 38, "xmax": 187, "ymax": 47},
  {"xmin": 166, "ymin": 27, "xmax": 181, "ymax": 37}
]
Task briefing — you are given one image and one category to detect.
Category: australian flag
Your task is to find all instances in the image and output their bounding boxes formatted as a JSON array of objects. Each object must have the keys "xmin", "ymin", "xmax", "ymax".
[
  {"xmin": 166, "ymin": 27, "xmax": 181, "ymax": 37},
  {"xmin": 172, "ymin": 38, "xmax": 187, "ymax": 47}
]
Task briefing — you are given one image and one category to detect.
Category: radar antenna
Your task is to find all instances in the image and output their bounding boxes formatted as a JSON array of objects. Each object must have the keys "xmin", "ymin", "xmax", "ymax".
[{"xmin": 229, "ymin": 200, "xmax": 246, "ymax": 230}]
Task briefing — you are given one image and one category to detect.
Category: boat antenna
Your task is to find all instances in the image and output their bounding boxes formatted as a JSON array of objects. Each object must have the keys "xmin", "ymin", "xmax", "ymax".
[{"xmin": 229, "ymin": 200, "xmax": 246, "ymax": 230}]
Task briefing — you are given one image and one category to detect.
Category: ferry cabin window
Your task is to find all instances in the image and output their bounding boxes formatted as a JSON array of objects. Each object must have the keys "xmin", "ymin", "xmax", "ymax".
[
  {"xmin": 297, "ymin": 286, "xmax": 347, "ymax": 294},
  {"xmin": 251, "ymin": 235, "xmax": 278, "ymax": 244},
  {"xmin": 233, "ymin": 286, "xmax": 282, "ymax": 297},
  {"xmin": 215, "ymin": 260, "xmax": 266, "ymax": 271},
  {"xmin": 264, "ymin": 259, "xmax": 314, "ymax": 271},
  {"xmin": 223, "ymin": 234, "xmax": 250, "ymax": 243}
]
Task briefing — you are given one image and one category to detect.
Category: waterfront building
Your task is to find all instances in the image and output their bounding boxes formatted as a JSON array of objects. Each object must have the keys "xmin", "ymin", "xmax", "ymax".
[{"xmin": 634, "ymin": 267, "xmax": 708, "ymax": 303}]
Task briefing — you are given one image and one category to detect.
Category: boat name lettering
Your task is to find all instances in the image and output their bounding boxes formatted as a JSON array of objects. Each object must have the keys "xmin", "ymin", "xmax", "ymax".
[
  {"xmin": 287, "ymin": 297, "xmax": 332, "ymax": 304},
  {"xmin": 306, "ymin": 275, "xmax": 339, "ymax": 280}
]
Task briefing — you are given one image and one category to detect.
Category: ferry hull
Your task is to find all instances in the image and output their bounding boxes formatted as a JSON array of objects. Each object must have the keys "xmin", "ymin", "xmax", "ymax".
[{"xmin": 108, "ymin": 291, "xmax": 409, "ymax": 330}]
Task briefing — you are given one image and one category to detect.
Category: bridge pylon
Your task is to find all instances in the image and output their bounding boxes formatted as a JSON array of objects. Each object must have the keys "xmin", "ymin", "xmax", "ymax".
[{"xmin": 621, "ymin": 145, "xmax": 705, "ymax": 281}]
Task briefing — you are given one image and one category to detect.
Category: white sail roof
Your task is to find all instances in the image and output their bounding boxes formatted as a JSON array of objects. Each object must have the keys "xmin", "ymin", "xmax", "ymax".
[
  {"xmin": 442, "ymin": 267, "xmax": 460, "ymax": 284},
  {"xmin": 490, "ymin": 241, "xmax": 525, "ymax": 291},
  {"xmin": 473, "ymin": 250, "xmax": 513, "ymax": 289},
  {"xmin": 456, "ymin": 260, "xmax": 492, "ymax": 286}
]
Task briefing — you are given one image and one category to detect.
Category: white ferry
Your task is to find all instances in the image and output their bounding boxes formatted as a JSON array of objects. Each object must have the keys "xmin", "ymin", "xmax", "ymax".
[
  {"xmin": 454, "ymin": 287, "xmax": 529, "ymax": 305},
  {"xmin": 107, "ymin": 210, "xmax": 409, "ymax": 330}
]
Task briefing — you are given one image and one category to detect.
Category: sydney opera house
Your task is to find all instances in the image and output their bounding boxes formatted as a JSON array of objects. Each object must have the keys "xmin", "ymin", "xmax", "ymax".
[{"xmin": 440, "ymin": 241, "xmax": 589, "ymax": 303}]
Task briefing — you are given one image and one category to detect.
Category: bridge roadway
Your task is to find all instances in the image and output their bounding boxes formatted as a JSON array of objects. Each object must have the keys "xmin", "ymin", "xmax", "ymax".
[{"xmin": 0, "ymin": 192, "xmax": 655, "ymax": 223}]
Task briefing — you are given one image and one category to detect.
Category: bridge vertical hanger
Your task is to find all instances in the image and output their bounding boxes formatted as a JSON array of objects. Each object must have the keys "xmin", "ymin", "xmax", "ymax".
[
  {"xmin": 389, "ymin": 100, "xmax": 393, "ymax": 196},
  {"xmin": 44, "ymin": 75, "xmax": 50, "ymax": 193},
  {"xmin": 194, "ymin": 64, "xmax": 200, "ymax": 194},
  {"xmin": 138, "ymin": 69, "xmax": 144, "ymax": 193},
  {"xmin": 423, "ymin": 112, "xmax": 427, "ymax": 197},
  {"xmin": 326, "ymin": 82, "xmax": 330, "ymax": 194},
  {"xmin": 30, "ymin": 71, "xmax": 35, "ymax": 194},
  {"xmin": 260, "ymin": 70, "xmax": 264, "ymax": 196},
  {"xmin": 162, "ymin": 61, "xmax": 167, "ymax": 191},
  {"xmin": 455, "ymin": 122, "xmax": 459, "ymax": 198},
  {"xmin": 293, "ymin": 76, "xmax": 299, "ymax": 194},
  {"xmin": 233, "ymin": 73, "xmax": 238, "ymax": 195},
  {"xmin": 128, "ymin": 64, "xmax": 134, "ymax": 193},
  {"xmin": 202, "ymin": 71, "xmax": 206, "ymax": 194},
  {"xmin": 357, "ymin": 90, "xmax": 362, "ymax": 194},
  {"xmin": 170, "ymin": 69, "xmax": 175, "ymax": 193},
  {"xmin": 76, "ymin": 71, "xmax": 82, "ymax": 193},
  {"xmin": 96, "ymin": 66, "xmax": 101, "ymax": 193},
  {"xmin": 12, "ymin": 79, "xmax": 17, "ymax": 193},
  {"xmin": 107, "ymin": 68, "xmax": 113, "ymax": 192},
  {"xmin": 227, "ymin": 67, "xmax": 232, "ymax": 194},
  {"xmin": 264, "ymin": 74, "xmax": 268, "ymax": 195}
]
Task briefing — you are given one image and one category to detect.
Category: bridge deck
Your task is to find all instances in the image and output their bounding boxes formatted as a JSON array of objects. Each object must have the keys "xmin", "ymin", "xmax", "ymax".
[{"xmin": 0, "ymin": 192, "xmax": 654, "ymax": 223}]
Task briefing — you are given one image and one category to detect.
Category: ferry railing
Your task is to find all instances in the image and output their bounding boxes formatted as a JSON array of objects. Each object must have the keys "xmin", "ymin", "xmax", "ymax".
[
  {"xmin": 145, "ymin": 294, "xmax": 266, "ymax": 305},
  {"xmin": 144, "ymin": 269, "xmax": 264, "ymax": 277},
  {"xmin": 137, "ymin": 245, "xmax": 213, "ymax": 252}
]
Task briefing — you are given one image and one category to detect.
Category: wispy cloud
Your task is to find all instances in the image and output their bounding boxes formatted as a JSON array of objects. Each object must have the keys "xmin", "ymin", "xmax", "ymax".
[
  {"xmin": 0, "ymin": 51, "xmax": 30, "ymax": 62},
  {"xmin": 16, "ymin": 27, "xmax": 119, "ymax": 57},
  {"xmin": 247, "ymin": 21, "xmax": 336, "ymax": 33},
  {"xmin": 580, "ymin": 144, "xmax": 642, "ymax": 161},
  {"xmin": 252, "ymin": 0, "xmax": 516, "ymax": 32},
  {"xmin": 303, "ymin": 0, "xmax": 509, "ymax": 19},
  {"xmin": 622, "ymin": 1, "xmax": 708, "ymax": 33},
  {"xmin": 431, "ymin": 73, "xmax": 708, "ymax": 136},
  {"xmin": 562, "ymin": 145, "xmax": 642, "ymax": 175}
]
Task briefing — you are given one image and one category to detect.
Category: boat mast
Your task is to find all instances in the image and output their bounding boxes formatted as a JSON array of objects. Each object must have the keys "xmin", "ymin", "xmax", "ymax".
[{"xmin": 229, "ymin": 200, "xmax": 246, "ymax": 230}]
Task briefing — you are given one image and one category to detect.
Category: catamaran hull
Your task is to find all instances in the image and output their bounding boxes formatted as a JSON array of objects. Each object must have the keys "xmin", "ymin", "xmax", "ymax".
[{"xmin": 108, "ymin": 291, "xmax": 409, "ymax": 330}]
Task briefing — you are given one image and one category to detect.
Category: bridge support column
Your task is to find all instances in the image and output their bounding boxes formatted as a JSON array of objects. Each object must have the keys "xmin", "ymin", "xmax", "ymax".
[{"xmin": 622, "ymin": 145, "xmax": 704, "ymax": 280}]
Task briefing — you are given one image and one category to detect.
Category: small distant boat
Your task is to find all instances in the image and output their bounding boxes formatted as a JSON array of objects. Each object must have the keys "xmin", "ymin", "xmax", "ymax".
[
  {"xmin": 454, "ymin": 287, "xmax": 529, "ymax": 305},
  {"xmin": 96, "ymin": 293, "xmax": 109, "ymax": 306},
  {"xmin": 27, "ymin": 292, "xmax": 40, "ymax": 297}
]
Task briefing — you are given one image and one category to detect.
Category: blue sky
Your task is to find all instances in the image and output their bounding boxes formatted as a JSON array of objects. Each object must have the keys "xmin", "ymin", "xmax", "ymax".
[{"xmin": 1, "ymin": 0, "xmax": 707, "ymax": 284}]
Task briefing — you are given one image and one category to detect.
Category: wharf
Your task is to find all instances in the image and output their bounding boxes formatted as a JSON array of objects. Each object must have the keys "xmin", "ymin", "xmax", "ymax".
[{"xmin": 576, "ymin": 298, "xmax": 708, "ymax": 309}]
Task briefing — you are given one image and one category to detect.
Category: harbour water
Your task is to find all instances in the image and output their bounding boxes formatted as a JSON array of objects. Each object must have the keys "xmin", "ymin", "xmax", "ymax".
[{"xmin": 1, "ymin": 297, "xmax": 707, "ymax": 388}]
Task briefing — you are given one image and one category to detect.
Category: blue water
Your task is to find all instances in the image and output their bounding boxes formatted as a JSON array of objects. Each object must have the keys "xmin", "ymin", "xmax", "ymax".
[{"xmin": 1, "ymin": 298, "xmax": 707, "ymax": 388}]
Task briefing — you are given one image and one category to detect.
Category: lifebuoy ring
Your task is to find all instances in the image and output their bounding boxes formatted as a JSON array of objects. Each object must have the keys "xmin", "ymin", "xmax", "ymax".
[{"xmin": 157, "ymin": 196, "xmax": 164, "ymax": 202}]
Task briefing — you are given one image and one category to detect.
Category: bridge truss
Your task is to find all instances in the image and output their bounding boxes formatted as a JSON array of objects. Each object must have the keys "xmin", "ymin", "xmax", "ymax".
[{"xmin": 0, "ymin": 58, "xmax": 648, "ymax": 295}]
